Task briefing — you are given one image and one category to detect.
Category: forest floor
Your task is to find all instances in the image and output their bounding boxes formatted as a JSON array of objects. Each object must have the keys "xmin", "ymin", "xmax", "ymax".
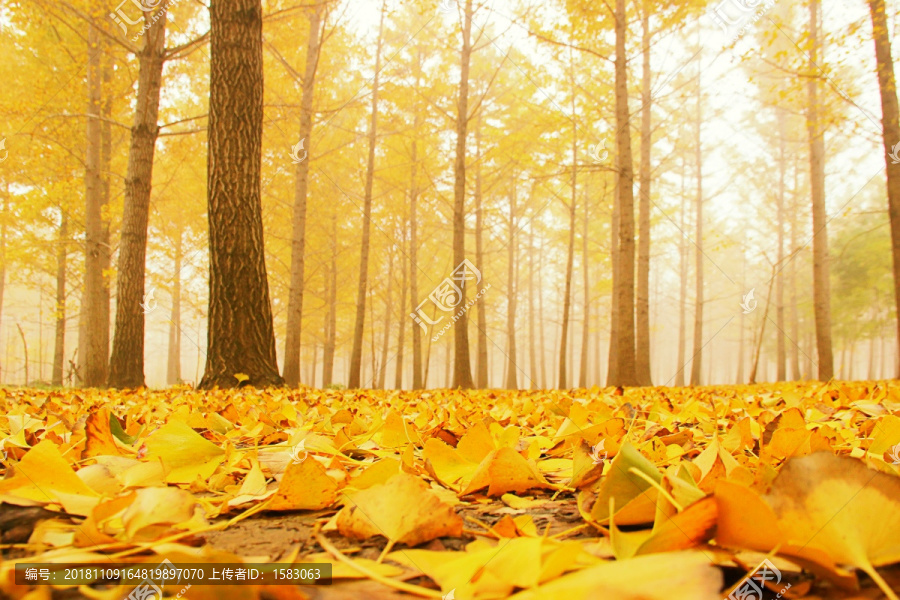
[{"xmin": 1, "ymin": 382, "xmax": 900, "ymax": 599}]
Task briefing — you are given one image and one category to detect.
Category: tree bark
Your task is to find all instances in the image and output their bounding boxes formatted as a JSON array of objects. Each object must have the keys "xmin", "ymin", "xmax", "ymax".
[
  {"xmin": 505, "ymin": 188, "xmax": 518, "ymax": 389},
  {"xmin": 199, "ymin": 0, "xmax": 283, "ymax": 389},
  {"xmin": 807, "ymin": 0, "xmax": 835, "ymax": 381},
  {"xmin": 451, "ymin": 0, "xmax": 475, "ymax": 389},
  {"xmin": 867, "ymin": 0, "xmax": 900, "ymax": 379},
  {"xmin": 635, "ymin": 3, "xmax": 653, "ymax": 386},
  {"xmin": 82, "ymin": 23, "xmax": 109, "ymax": 387},
  {"xmin": 611, "ymin": 0, "xmax": 638, "ymax": 386},
  {"xmin": 283, "ymin": 4, "xmax": 324, "ymax": 387},
  {"xmin": 348, "ymin": 1, "xmax": 385, "ymax": 389},
  {"xmin": 690, "ymin": 52, "xmax": 704, "ymax": 387},
  {"xmin": 166, "ymin": 227, "xmax": 182, "ymax": 385},
  {"xmin": 52, "ymin": 209, "xmax": 68, "ymax": 387},
  {"xmin": 108, "ymin": 10, "xmax": 168, "ymax": 388},
  {"xmin": 475, "ymin": 116, "xmax": 489, "ymax": 388}
]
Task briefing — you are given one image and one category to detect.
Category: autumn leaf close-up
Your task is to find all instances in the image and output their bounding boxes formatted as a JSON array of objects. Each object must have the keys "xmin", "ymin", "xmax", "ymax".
[{"xmin": 2, "ymin": 0, "xmax": 900, "ymax": 598}]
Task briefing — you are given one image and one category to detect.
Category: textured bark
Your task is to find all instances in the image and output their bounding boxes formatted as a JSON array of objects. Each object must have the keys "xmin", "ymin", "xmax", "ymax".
[
  {"xmin": 776, "ymin": 108, "xmax": 787, "ymax": 381},
  {"xmin": 322, "ymin": 214, "xmax": 338, "ymax": 386},
  {"xmin": 674, "ymin": 156, "xmax": 688, "ymax": 387},
  {"xmin": 108, "ymin": 10, "xmax": 167, "ymax": 388},
  {"xmin": 52, "ymin": 209, "xmax": 68, "ymax": 386},
  {"xmin": 611, "ymin": 0, "xmax": 638, "ymax": 386},
  {"xmin": 283, "ymin": 5, "xmax": 324, "ymax": 387},
  {"xmin": 199, "ymin": 0, "xmax": 283, "ymax": 389},
  {"xmin": 348, "ymin": 2, "xmax": 385, "ymax": 389},
  {"xmin": 868, "ymin": 0, "xmax": 900, "ymax": 379},
  {"xmin": 82, "ymin": 24, "xmax": 109, "ymax": 387},
  {"xmin": 166, "ymin": 228, "xmax": 182, "ymax": 385},
  {"xmin": 475, "ymin": 116, "xmax": 489, "ymax": 388},
  {"xmin": 690, "ymin": 55, "xmax": 704, "ymax": 387},
  {"xmin": 505, "ymin": 189, "xmax": 518, "ymax": 389},
  {"xmin": 451, "ymin": 0, "xmax": 475, "ymax": 389},
  {"xmin": 635, "ymin": 4, "xmax": 653, "ymax": 387},
  {"xmin": 807, "ymin": 0, "xmax": 834, "ymax": 380}
]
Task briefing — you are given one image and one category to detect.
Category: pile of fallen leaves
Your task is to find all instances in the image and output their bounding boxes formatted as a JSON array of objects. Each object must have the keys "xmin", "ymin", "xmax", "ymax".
[{"xmin": 2, "ymin": 381, "xmax": 900, "ymax": 599}]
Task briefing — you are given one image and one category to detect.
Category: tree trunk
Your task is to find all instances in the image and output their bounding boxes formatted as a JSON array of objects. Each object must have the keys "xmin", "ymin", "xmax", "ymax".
[
  {"xmin": 409, "ymin": 54, "xmax": 424, "ymax": 389},
  {"xmin": 17, "ymin": 323, "xmax": 28, "ymax": 385},
  {"xmin": 283, "ymin": 5, "xmax": 324, "ymax": 387},
  {"xmin": 868, "ymin": 0, "xmax": 900, "ymax": 379},
  {"xmin": 807, "ymin": 0, "xmax": 835, "ymax": 380},
  {"xmin": 166, "ymin": 227, "xmax": 183, "ymax": 385},
  {"xmin": 529, "ymin": 227, "xmax": 537, "ymax": 387},
  {"xmin": 505, "ymin": 188, "xmax": 518, "ymax": 389},
  {"xmin": 675, "ymin": 155, "xmax": 688, "ymax": 387},
  {"xmin": 559, "ymin": 103, "xmax": 577, "ymax": 389},
  {"xmin": 199, "ymin": 0, "xmax": 283, "ymax": 389},
  {"xmin": 108, "ymin": 9, "xmax": 168, "ymax": 388},
  {"xmin": 395, "ymin": 229, "xmax": 408, "ymax": 389},
  {"xmin": 776, "ymin": 108, "xmax": 787, "ymax": 381},
  {"xmin": 607, "ymin": 178, "xmax": 620, "ymax": 386},
  {"xmin": 538, "ymin": 235, "xmax": 547, "ymax": 388},
  {"xmin": 579, "ymin": 183, "xmax": 590, "ymax": 387},
  {"xmin": 790, "ymin": 159, "xmax": 802, "ymax": 379},
  {"xmin": 322, "ymin": 214, "xmax": 337, "ymax": 386},
  {"xmin": 348, "ymin": 1, "xmax": 385, "ymax": 389},
  {"xmin": 82, "ymin": 24, "xmax": 110, "ymax": 387},
  {"xmin": 475, "ymin": 116, "xmax": 489, "ymax": 388},
  {"xmin": 635, "ymin": 4, "xmax": 653, "ymax": 386},
  {"xmin": 611, "ymin": 0, "xmax": 638, "ymax": 386},
  {"xmin": 378, "ymin": 250, "xmax": 395, "ymax": 389},
  {"xmin": 451, "ymin": 0, "xmax": 475, "ymax": 389},
  {"xmin": 690, "ymin": 51, "xmax": 704, "ymax": 387},
  {"xmin": 52, "ymin": 209, "xmax": 68, "ymax": 387}
]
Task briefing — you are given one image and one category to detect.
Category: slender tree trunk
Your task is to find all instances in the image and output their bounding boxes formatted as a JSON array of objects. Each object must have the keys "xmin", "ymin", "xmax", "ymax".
[
  {"xmin": 807, "ymin": 0, "xmax": 835, "ymax": 380},
  {"xmin": 776, "ymin": 108, "xmax": 787, "ymax": 381},
  {"xmin": 790, "ymin": 160, "xmax": 802, "ymax": 379},
  {"xmin": 529, "ymin": 227, "xmax": 537, "ymax": 388},
  {"xmin": 82, "ymin": 24, "xmax": 109, "ymax": 387},
  {"xmin": 749, "ymin": 269, "xmax": 777, "ymax": 384},
  {"xmin": 538, "ymin": 235, "xmax": 547, "ymax": 388},
  {"xmin": 323, "ymin": 214, "xmax": 337, "ymax": 386},
  {"xmin": 690, "ymin": 51, "xmax": 704, "ymax": 387},
  {"xmin": 199, "ymin": 0, "xmax": 283, "ymax": 389},
  {"xmin": 108, "ymin": 9, "xmax": 168, "ymax": 388},
  {"xmin": 409, "ymin": 55, "xmax": 424, "ymax": 389},
  {"xmin": 283, "ymin": 5, "xmax": 324, "ymax": 386},
  {"xmin": 166, "ymin": 227, "xmax": 182, "ymax": 385},
  {"xmin": 675, "ymin": 155, "xmax": 688, "ymax": 387},
  {"xmin": 635, "ymin": 4, "xmax": 653, "ymax": 386},
  {"xmin": 868, "ymin": 0, "xmax": 900, "ymax": 379},
  {"xmin": 378, "ymin": 250, "xmax": 395, "ymax": 389},
  {"xmin": 607, "ymin": 179, "xmax": 620, "ymax": 385},
  {"xmin": 560, "ymin": 106, "xmax": 577, "ymax": 389},
  {"xmin": 505, "ymin": 188, "xmax": 518, "ymax": 389},
  {"xmin": 452, "ymin": 0, "xmax": 475, "ymax": 389},
  {"xmin": 475, "ymin": 116, "xmax": 489, "ymax": 388},
  {"xmin": 349, "ymin": 2, "xmax": 385, "ymax": 389},
  {"xmin": 579, "ymin": 184, "xmax": 590, "ymax": 387},
  {"xmin": 395, "ymin": 230, "xmax": 408, "ymax": 389},
  {"xmin": 52, "ymin": 209, "xmax": 68, "ymax": 386},
  {"xmin": 17, "ymin": 323, "xmax": 28, "ymax": 385}
]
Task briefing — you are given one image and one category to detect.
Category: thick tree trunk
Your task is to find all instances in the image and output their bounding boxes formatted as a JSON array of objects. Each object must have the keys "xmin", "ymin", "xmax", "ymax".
[
  {"xmin": 868, "ymin": 0, "xmax": 900, "ymax": 379},
  {"xmin": 475, "ymin": 116, "xmax": 489, "ymax": 388},
  {"xmin": 451, "ymin": 0, "xmax": 475, "ymax": 389},
  {"xmin": 349, "ymin": 2, "xmax": 385, "ymax": 389},
  {"xmin": 108, "ymin": 10, "xmax": 167, "ymax": 388},
  {"xmin": 52, "ymin": 209, "xmax": 68, "ymax": 386},
  {"xmin": 636, "ymin": 5, "xmax": 653, "ymax": 386},
  {"xmin": 199, "ymin": 0, "xmax": 283, "ymax": 389},
  {"xmin": 690, "ymin": 56, "xmax": 704, "ymax": 387},
  {"xmin": 82, "ymin": 24, "xmax": 110, "ymax": 387},
  {"xmin": 807, "ymin": 0, "xmax": 835, "ymax": 380},
  {"xmin": 675, "ymin": 156, "xmax": 688, "ymax": 387},
  {"xmin": 505, "ymin": 189, "xmax": 518, "ymax": 389},
  {"xmin": 166, "ymin": 228, "xmax": 182, "ymax": 385},
  {"xmin": 611, "ymin": 0, "xmax": 638, "ymax": 386},
  {"xmin": 322, "ymin": 214, "xmax": 338, "ymax": 386},
  {"xmin": 283, "ymin": 5, "xmax": 324, "ymax": 386}
]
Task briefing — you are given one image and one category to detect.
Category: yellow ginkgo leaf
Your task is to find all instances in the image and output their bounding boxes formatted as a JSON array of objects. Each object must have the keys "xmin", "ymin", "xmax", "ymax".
[
  {"xmin": 144, "ymin": 421, "xmax": 226, "ymax": 484},
  {"xmin": 269, "ymin": 457, "xmax": 338, "ymax": 511}
]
